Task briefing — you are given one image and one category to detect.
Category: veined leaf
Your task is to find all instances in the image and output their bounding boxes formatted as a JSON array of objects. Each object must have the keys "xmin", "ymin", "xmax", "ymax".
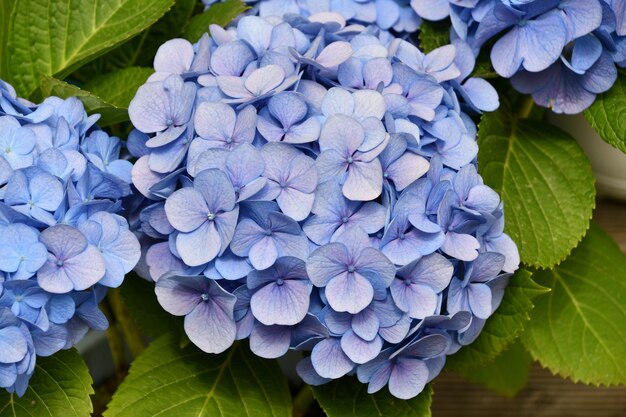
[
  {"xmin": 104, "ymin": 333, "xmax": 292, "ymax": 417},
  {"xmin": 522, "ymin": 224, "xmax": 626, "ymax": 386},
  {"xmin": 6, "ymin": 0, "xmax": 175, "ymax": 97},
  {"xmin": 83, "ymin": 67, "xmax": 153, "ymax": 108},
  {"xmin": 478, "ymin": 103, "xmax": 596, "ymax": 268},
  {"xmin": 0, "ymin": 349, "xmax": 93, "ymax": 417},
  {"xmin": 313, "ymin": 378, "xmax": 432, "ymax": 417},
  {"xmin": 584, "ymin": 73, "xmax": 626, "ymax": 153}
]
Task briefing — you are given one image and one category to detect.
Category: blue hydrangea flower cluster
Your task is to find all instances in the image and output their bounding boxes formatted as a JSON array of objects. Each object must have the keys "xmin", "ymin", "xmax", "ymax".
[
  {"xmin": 202, "ymin": 0, "xmax": 422, "ymax": 33},
  {"xmin": 0, "ymin": 81, "xmax": 140, "ymax": 395},
  {"xmin": 128, "ymin": 12, "xmax": 519, "ymax": 399},
  {"xmin": 413, "ymin": 0, "xmax": 626, "ymax": 113}
]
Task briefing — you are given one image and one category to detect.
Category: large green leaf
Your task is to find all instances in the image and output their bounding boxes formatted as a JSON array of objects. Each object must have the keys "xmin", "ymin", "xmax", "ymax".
[
  {"xmin": 0, "ymin": 349, "xmax": 93, "ymax": 417},
  {"xmin": 185, "ymin": 0, "xmax": 248, "ymax": 42},
  {"xmin": 446, "ymin": 269, "xmax": 548, "ymax": 371},
  {"xmin": 584, "ymin": 73, "xmax": 626, "ymax": 153},
  {"xmin": 6, "ymin": 0, "xmax": 175, "ymax": 97},
  {"xmin": 104, "ymin": 333, "xmax": 292, "ymax": 417},
  {"xmin": 74, "ymin": 0, "xmax": 197, "ymax": 80},
  {"xmin": 521, "ymin": 224, "xmax": 626, "ymax": 386},
  {"xmin": 118, "ymin": 274, "xmax": 182, "ymax": 339},
  {"xmin": 312, "ymin": 378, "xmax": 432, "ymax": 417},
  {"xmin": 477, "ymin": 104, "xmax": 596, "ymax": 268},
  {"xmin": 83, "ymin": 67, "xmax": 153, "ymax": 108},
  {"xmin": 40, "ymin": 77, "xmax": 128, "ymax": 127},
  {"xmin": 458, "ymin": 340, "xmax": 532, "ymax": 398},
  {"xmin": 0, "ymin": 0, "xmax": 16, "ymax": 79}
]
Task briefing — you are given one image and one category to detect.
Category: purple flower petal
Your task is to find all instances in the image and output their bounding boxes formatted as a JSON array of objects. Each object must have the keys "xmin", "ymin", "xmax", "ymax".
[
  {"xmin": 249, "ymin": 324, "xmax": 291, "ymax": 359},
  {"xmin": 311, "ymin": 337, "xmax": 355, "ymax": 379}
]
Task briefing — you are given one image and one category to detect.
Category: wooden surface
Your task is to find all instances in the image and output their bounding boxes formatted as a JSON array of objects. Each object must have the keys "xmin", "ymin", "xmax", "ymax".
[{"xmin": 431, "ymin": 198, "xmax": 626, "ymax": 417}]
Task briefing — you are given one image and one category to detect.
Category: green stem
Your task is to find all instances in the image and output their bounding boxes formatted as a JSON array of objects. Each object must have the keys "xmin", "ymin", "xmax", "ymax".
[
  {"xmin": 292, "ymin": 385, "xmax": 315, "ymax": 417},
  {"xmin": 516, "ymin": 94, "xmax": 535, "ymax": 120},
  {"xmin": 108, "ymin": 288, "xmax": 145, "ymax": 359},
  {"xmin": 101, "ymin": 300, "xmax": 126, "ymax": 379}
]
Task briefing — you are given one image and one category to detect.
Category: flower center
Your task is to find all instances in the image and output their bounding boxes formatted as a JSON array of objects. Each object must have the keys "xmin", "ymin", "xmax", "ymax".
[
  {"xmin": 15, "ymin": 295, "xmax": 24, "ymax": 302},
  {"xmin": 207, "ymin": 213, "xmax": 215, "ymax": 221},
  {"xmin": 200, "ymin": 293, "xmax": 210, "ymax": 301},
  {"xmin": 225, "ymin": 137, "xmax": 233, "ymax": 144},
  {"xmin": 56, "ymin": 260, "xmax": 64, "ymax": 267},
  {"xmin": 404, "ymin": 278, "xmax": 412, "ymax": 286},
  {"xmin": 166, "ymin": 118, "xmax": 173, "ymax": 126},
  {"xmin": 383, "ymin": 171, "xmax": 389, "ymax": 178},
  {"xmin": 347, "ymin": 265, "xmax": 355, "ymax": 273},
  {"xmin": 346, "ymin": 156, "xmax": 354, "ymax": 164},
  {"xmin": 4, "ymin": 147, "xmax": 11, "ymax": 154},
  {"xmin": 264, "ymin": 229, "xmax": 273, "ymax": 236},
  {"xmin": 276, "ymin": 278, "xmax": 284, "ymax": 286},
  {"xmin": 341, "ymin": 216, "xmax": 349, "ymax": 224},
  {"xmin": 399, "ymin": 233, "xmax": 405, "ymax": 240}
]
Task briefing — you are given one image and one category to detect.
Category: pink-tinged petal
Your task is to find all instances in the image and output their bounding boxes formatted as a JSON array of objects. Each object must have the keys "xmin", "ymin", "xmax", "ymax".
[
  {"xmin": 352, "ymin": 90, "xmax": 386, "ymax": 120},
  {"xmin": 176, "ymin": 221, "xmax": 221, "ymax": 266},
  {"xmin": 351, "ymin": 308, "xmax": 380, "ymax": 341},
  {"xmin": 194, "ymin": 102, "xmax": 236, "ymax": 141},
  {"xmin": 306, "ymin": 243, "xmax": 349, "ymax": 287},
  {"xmin": 386, "ymin": 153, "xmax": 429, "ymax": 191},
  {"xmin": 185, "ymin": 298, "xmax": 236, "ymax": 353},
  {"xmin": 311, "ymin": 338, "xmax": 355, "ymax": 379},
  {"xmin": 250, "ymin": 280, "xmax": 310, "ymax": 326},
  {"xmin": 388, "ymin": 357, "xmax": 429, "ymax": 400},
  {"xmin": 341, "ymin": 331, "xmax": 383, "ymax": 364},
  {"xmin": 250, "ymin": 324, "xmax": 291, "ymax": 359},
  {"xmin": 316, "ymin": 41, "xmax": 353, "ymax": 67},
  {"xmin": 468, "ymin": 283, "xmax": 493, "ymax": 320},
  {"xmin": 194, "ymin": 169, "xmax": 236, "ymax": 213},
  {"xmin": 442, "ymin": 232, "xmax": 479, "ymax": 262},
  {"xmin": 343, "ymin": 160, "xmax": 383, "ymax": 201},
  {"xmin": 325, "ymin": 272, "xmax": 374, "ymax": 314},
  {"xmin": 154, "ymin": 38, "xmax": 194, "ymax": 75},
  {"xmin": 321, "ymin": 87, "xmax": 355, "ymax": 117},
  {"xmin": 164, "ymin": 188, "xmax": 209, "ymax": 233},
  {"xmin": 244, "ymin": 65, "xmax": 285, "ymax": 96},
  {"xmin": 249, "ymin": 237, "xmax": 278, "ymax": 270},
  {"xmin": 277, "ymin": 188, "xmax": 315, "ymax": 222}
]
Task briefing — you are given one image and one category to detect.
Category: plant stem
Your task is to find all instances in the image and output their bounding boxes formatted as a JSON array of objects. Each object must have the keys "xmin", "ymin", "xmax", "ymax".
[
  {"xmin": 101, "ymin": 300, "xmax": 127, "ymax": 380},
  {"xmin": 292, "ymin": 385, "xmax": 315, "ymax": 417},
  {"xmin": 516, "ymin": 94, "xmax": 535, "ymax": 120},
  {"xmin": 108, "ymin": 288, "xmax": 145, "ymax": 358}
]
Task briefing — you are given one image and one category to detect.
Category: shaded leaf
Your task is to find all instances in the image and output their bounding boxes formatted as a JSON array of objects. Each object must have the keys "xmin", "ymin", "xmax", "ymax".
[
  {"xmin": 84, "ymin": 67, "xmax": 153, "ymax": 108},
  {"xmin": 0, "ymin": 349, "xmax": 93, "ymax": 417},
  {"xmin": 104, "ymin": 334, "xmax": 292, "ymax": 417},
  {"xmin": 313, "ymin": 378, "xmax": 432, "ymax": 417},
  {"xmin": 39, "ymin": 77, "xmax": 128, "ymax": 127},
  {"xmin": 418, "ymin": 20, "xmax": 450, "ymax": 53},
  {"xmin": 522, "ymin": 224, "xmax": 626, "ymax": 386},
  {"xmin": 584, "ymin": 73, "xmax": 626, "ymax": 153},
  {"xmin": 478, "ymin": 103, "xmax": 596, "ymax": 268},
  {"xmin": 6, "ymin": 0, "xmax": 175, "ymax": 97}
]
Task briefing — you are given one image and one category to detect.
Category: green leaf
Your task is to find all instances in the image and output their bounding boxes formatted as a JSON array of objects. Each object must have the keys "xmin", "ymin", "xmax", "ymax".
[
  {"xmin": 84, "ymin": 67, "xmax": 153, "ymax": 108},
  {"xmin": 477, "ymin": 103, "xmax": 596, "ymax": 268},
  {"xmin": 39, "ymin": 77, "xmax": 128, "ymax": 127},
  {"xmin": 185, "ymin": 0, "xmax": 248, "ymax": 42},
  {"xmin": 6, "ymin": 0, "xmax": 175, "ymax": 97},
  {"xmin": 118, "ymin": 274, "xmax": 182, "ymax": 339},
  {"xmin": 313, "ymin": 378, "xmax": 432, "ymax": 417},
  {"xmin": 104, "ymin": 333, "xmax": 292, "ymax": 417},
  {"xmin": 445, "ymin": 269, "xmax": 548, "ymax": 370},
  {"xmin": 0, "ymin": 0, "xmax": 16, "ymax": 79},
  {"xmin": 521, "ymin": 224, "xmax": 626, "ymax": 386},
  {"xmin": 418, "ymin": 20, "xmax": 450, "ymax": 53},
  {"xmin": 584, "ymin": 73, "xmax": 626, "ymax": 153},
  {"xmin": 0, "ymin": 349, "xmax": 93, "ymax": 417},
  {"xmin": 457, "ymin": 340, "xmax": 532, "ymax": 398},
  {"xmin": 73, "ymin": 0, "xmax": 197, "ymax": 80}
]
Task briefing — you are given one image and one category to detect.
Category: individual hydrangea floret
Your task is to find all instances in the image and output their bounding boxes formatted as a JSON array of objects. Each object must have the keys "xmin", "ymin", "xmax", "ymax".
[
  {"xmin": 128, "ymin": 12, "xmax": 518, "ymax": 400},
  {"xmin": 0, "ymin": 81, "xmax": 140, "ymax": 395}
]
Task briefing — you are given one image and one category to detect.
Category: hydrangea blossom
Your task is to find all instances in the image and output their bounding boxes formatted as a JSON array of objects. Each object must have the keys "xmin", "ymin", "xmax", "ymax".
[
  {"xmin": 0, "ymin": 81, "xmax": 140, "ymax": 395},
  {"xmin": 128, "ymin": 12, "xmax": 518, "ymax": 399},
  {"xmin": 412, "ymin": 0, "xmax": 626, "ymax": 113}
]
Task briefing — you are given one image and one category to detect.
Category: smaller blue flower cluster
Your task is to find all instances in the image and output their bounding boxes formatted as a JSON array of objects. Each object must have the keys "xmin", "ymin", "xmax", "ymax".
[
  {"xmin": 413, "ymin": 0, "xmax": 626, "ymax": 113},
  {"xmin": 0, "ymin": 81, "xmax": 140, "ymax": 395},
  {"xmin": 128, "ymin": 13, "xmax": 518, "ymax": 399},
  {"xmin": 203, "ymin": 0, "xmax": 422, "ymax": 33}
]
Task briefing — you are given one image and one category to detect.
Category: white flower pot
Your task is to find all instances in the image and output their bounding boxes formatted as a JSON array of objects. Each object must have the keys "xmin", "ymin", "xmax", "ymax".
[{"xmin": 548, "ymin": 113, "xmax": 626, "ymax": 200}]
